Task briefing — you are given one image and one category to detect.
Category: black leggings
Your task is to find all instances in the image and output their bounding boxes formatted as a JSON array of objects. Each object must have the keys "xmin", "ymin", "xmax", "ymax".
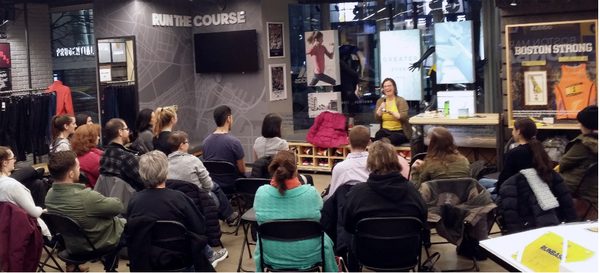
[
  {"xmin": 309, "ymin": 73, "xmax": 336, "ymax": 86},
  {"xmin": 374, "ymin": 128, "xmax": 408, "ymax": 146}
]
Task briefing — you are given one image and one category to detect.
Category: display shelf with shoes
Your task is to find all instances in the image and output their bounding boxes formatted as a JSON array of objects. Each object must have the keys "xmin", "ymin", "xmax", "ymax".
[{"xmin": 289, "ymin": 141, "xmax": 412, "ymax": 173}]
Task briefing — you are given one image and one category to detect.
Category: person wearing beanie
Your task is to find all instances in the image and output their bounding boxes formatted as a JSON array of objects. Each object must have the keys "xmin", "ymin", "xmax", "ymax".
[{"xmin": 558, "ymin": 105, "xmax": 598, "ymax": 209}]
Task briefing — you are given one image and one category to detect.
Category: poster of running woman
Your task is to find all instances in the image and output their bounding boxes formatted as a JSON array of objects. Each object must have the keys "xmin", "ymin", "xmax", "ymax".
[{"xmin": 506, "ymin": 20, "xmax": 597, "ymax": 129}]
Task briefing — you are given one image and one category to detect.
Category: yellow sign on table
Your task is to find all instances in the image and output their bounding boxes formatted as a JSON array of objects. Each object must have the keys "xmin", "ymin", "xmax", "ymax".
[{"xmin": 513, "ymin": 232, "xmax": 595, "ymax": 272}]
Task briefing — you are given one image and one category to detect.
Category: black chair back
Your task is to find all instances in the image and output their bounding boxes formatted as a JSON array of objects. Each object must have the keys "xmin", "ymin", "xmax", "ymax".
[
  {"xmin": 203, "ymin": 160, "xmax": 240, "ymax": 193},
  {"xmin": 354, "ymin": 216, "xmax": 425, "ymax": 271},
  {"xmin": 41, "ymin": 212, "xmax": 98, "ymax": 253},
  {"xmin": 149, "ymin": 220, "xmax": 194, "ymax": 271},
  {"xmin": 235, "ymin": 178, "xmax": 270, "ymax": 214},
  {"xmin": 258, "ymin": 220, "xmax": 325, "ymax": 271}
]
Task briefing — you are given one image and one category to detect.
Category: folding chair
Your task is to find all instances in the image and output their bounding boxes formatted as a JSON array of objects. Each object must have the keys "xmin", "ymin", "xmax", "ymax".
[
  {"xmin": 203, "ymin": 160, "xmax": 240, "ymax": 194},
  {"xmin": 40, "ymin": 213, "xmax": 120, "ymax": 271},
  {"xmin": 572, "ymin": 162, "xmax": 598, "ymax": 221},
  {"xmin": 353, "ymin": 216, "xmax": 427, "ymax": 272},
  {"xmin": 128, "ymin": 220, "xmax": 198, "ymax": 271},
  {"xmin": 257, "ymin": 220, "xmax": 325, "ymax": 272},
  {"xmin": 234, "ymin": 178, "xmax": 270, "ymax": 271}
]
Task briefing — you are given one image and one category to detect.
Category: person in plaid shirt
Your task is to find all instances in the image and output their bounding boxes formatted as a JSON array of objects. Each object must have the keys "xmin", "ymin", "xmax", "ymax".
[{"xmin": 99, "ymin": 118, "xmax": 145, "ymax": 191}]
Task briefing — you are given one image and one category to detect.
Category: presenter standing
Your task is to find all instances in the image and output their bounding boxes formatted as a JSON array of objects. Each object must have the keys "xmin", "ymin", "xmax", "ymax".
[{"xmin": 374, "ymin": 78, "xmax": 411, "ymax": 145}]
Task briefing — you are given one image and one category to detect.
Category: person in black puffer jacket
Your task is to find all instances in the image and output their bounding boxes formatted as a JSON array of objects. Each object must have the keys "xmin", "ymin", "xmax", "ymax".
[
  {"xmin": 497, "ymin": 170, "xmax": 577, "ymax": 234},
  {"xmin": 166, "ymin": 179, "xmax": 222, "ymax": 247}
]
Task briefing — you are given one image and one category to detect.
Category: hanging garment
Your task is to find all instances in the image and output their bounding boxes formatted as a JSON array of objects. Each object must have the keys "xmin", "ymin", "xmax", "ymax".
[
  {"xmin": 46, "ymin": 80, "xmax": 74, "ymax": 115},
  {"xmin": 554, "ymin": 64, "xmax": 597, "ymax": 119}
]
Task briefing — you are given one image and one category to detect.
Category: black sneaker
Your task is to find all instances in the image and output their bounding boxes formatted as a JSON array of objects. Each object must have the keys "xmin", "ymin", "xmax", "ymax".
[{"xmin": 225, "ymin": 211, "xmax": 239, "ymax": 226}]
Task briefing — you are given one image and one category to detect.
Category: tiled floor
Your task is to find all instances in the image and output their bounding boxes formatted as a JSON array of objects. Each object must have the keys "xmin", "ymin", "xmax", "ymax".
[{"xmin": 40, "ymin": 173, "xmax": 507, "ymax": 272}]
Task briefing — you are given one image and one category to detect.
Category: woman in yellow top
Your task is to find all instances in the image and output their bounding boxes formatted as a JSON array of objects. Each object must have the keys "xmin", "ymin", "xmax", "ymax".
[{"xmin": 374, "ymin": 78, "xmax": 412, "ymax": 145}]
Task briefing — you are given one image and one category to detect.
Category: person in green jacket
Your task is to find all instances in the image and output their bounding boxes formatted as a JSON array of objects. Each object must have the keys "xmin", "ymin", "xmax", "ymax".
[
  {"xmin": 253, "ymin": 150, "xmax": 337, "ymax": 272},
  {"xmin": 45, "ymin": 151, "xmax": 125, "ymax": 256},
  {"xmin": 411, "ymin": 126, "xmax": 470, "ymax": 189},
  {"xmin": 558, "ymin": 105, "xmax": 598, "ymax": 208}
]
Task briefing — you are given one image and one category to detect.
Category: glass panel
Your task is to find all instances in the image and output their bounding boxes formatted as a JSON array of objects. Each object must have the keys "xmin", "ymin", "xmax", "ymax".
[
  {"xmin": 289, "ymin": 0, "xmax": 477, "ymax": 132},
  {"xmin": 51, "ymin": 9, "xmax": 98, "ymax": 122}
]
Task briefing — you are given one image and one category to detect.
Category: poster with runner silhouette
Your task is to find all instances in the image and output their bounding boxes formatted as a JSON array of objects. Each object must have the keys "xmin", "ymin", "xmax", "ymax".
[{"xmin": 304, "ymin": 30, "xmax": 340, "ymax": 87}]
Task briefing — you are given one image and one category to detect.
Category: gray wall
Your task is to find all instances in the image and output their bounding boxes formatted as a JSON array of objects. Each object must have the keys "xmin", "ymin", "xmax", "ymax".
[
  {"xmin": 2, "ymin": 3, "xmax": 53, "ymax": 90},
  {"xmin": 94, "ymin": 0, "xmax": 295, "ymax": 162}
]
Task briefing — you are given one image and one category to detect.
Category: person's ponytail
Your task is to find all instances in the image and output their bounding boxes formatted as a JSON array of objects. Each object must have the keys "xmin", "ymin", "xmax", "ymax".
[
  {"xmin": 268, "ymin": 150, "xmax": 297, "ymax": 195},
  {"xmin": 529, "ymin": 137, "xmax": 553, "ymax": 184},
  {"xmin": 273, "ymin": 165, "xmax": 290, "ymax": 195}
]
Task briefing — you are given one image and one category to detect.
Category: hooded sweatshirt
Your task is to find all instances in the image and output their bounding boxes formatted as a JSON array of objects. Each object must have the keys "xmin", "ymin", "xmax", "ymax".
[
  {"xmin": 167, "ymin": 151, "xmax": 213, "ymax": 191},
  {"xmin": 559, "ymin": 133, "xmax": 598, "ymax": 206},
  {"xmin": 343, "ymin": 172, "xmax": 429, "ymax": 243}
]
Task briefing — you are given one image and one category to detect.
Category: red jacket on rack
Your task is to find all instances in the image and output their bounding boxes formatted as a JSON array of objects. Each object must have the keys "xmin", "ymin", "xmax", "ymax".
[
  {"xmin": 306, "ymin": 111, "xmax": 348, "ymax": 148},
  {"xmin": 46, "ymin": 80, "xmax": 74, "ymax": 115}
]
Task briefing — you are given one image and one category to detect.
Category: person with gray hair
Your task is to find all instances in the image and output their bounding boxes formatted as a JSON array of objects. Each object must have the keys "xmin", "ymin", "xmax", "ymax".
[{"xmin": 125, "ymin": 151, "xmax": 228, "ymax": 270}]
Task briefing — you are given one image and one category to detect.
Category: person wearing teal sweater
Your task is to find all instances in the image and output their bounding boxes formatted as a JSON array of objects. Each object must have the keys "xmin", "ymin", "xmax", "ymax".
[{"xmin": 253, "ymin": 151, "xmax": 337, "ymax": 272}]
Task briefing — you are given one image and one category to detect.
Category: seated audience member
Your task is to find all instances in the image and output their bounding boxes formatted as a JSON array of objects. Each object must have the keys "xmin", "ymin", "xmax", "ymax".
[
  {"xmin": 253, "ymin": 113, "xmax": 289, "ymax": 160},
  {"xmin": 152, "ymin": 106, "xmax": 177, "ymax": 155},
  {"xmin": 202, "ymin": 105, "xmax": 246, "ymax": 191},
  {"xmin": 45, "ymin": 151, "xmax": 124, "ymax": 270},
  {"xmin": 496, "ymin": 118, "xmax": 577, "ymax": 233},
  {"xmin": 343, "ymin": 140, "xmax": 428, "ymax": 271},
  {"xmin": 324, "ymin": 125, "xmax": 370, "ymax": 200},
  {"xmin": 125, "ymin": 151, "xmax": 226, "ymax": 270},
  {"xmin": 253, "ymin": 150, "xmax": 337, "ymax": 272},
  {"xmin": 0, "ymin": 146, "xmax": 50, "ymax": 238},
  {"xmin": 496, "ymin": 118, "xmax": 553, "ymax": 192},
  {"xmin": 166, "ymin": 131, "xmax": 238, "ymax": 225},
  {"xmin": 130, "ymin": 108, "xmax": 155, "ymax": 155},
  {"xmin": 99, "ymin": 118, "xmax": 145, "ymax": 191},
  {"xmin": 558, "ymin": 105, "xmax": 598, "ymax": 208},
  {"xmin": 411, "ymin": 127, "xmax": 470, "ymax": 189},
  {"xmin": 50, "ymin": 114, "xmax": 77, "ymax": 153},
  {"xmin": 71, "ymin": 124, "xmax": 103, "ymax": 187},
  {"xmin": 373, "ymin": 78, "xmax": 412, "ymax": 146},
  {"xmin": 75, "ymin": 113, "xmax": 93, "ymax": 127}
]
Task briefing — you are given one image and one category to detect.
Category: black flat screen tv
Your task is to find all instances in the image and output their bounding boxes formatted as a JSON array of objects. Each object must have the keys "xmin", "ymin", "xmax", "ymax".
[{"xmin": 194, "ymin": 30, "xmax": 259, "ymax": 73}]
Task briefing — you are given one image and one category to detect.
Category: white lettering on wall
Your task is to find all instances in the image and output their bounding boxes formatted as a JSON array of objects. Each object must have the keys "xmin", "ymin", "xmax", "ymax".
[
  {"xmin": 152, "ymin": 11, "xmax": 246, "ymax": 27},
  {"xmin": 55, "ymin": 45, "xmax": 95, "ymax": 57}
]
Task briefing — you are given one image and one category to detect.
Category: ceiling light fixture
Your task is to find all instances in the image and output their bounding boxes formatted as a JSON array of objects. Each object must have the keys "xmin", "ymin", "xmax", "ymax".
[{"xmin": 510, "ymin": 0, "xmax": 517, "ymax": 6}]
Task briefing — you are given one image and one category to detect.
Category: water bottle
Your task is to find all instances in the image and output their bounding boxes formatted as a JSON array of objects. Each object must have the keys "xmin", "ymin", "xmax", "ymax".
[{"xmin": 443, "ymin": 100, "xmax": 450, "ymax": 117}]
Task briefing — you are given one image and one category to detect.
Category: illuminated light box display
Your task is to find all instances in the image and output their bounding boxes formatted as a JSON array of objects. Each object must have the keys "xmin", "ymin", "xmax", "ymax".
[
  {"xmin": 379, "ymin": 29, "xmax": 422, "ymax": 101},
  {"xmin": 434, "ymin": 21, "xmax": 475, "ymax": 84}
]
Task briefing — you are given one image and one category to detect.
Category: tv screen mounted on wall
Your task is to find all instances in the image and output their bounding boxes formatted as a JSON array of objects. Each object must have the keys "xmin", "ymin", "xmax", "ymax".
[{"xmin": 194, "ymin": 29, "xmax": 259, "ymax": 73}]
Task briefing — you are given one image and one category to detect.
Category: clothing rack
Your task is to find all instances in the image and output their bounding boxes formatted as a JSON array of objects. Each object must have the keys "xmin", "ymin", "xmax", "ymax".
[
  {"xmin": 0, "ymin": 87, "xmax": 46, "ymax": 95},
  {"xmin": 103, "ymin": 80, "xmax": 135, "ymax": 86}
]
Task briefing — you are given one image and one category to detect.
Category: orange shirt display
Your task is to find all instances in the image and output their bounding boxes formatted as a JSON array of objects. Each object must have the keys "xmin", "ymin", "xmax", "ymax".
[{"xmin": 554, "ymin": 64, "xmax": 597, "ymax": 119}]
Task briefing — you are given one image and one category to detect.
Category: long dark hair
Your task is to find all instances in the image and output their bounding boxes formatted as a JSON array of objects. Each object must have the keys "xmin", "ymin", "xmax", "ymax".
[
  {"xmin": 268, "ymin": 150, "xmax": 297, "ymax": 195},
  {"xmin": 514, "ymin": 118, "xmax": 553, "ymax": 183},
  {"xmin": 51, "ymin": 115, "xmax": 74, "ymax": 141},
  {"xmin": 261, "ymin": 113, "xmax": 282, "ymax": 138},
  {"xmin": 425, "ymin": 127, "xmax": 460, "ymax": 165},
  {"xmin": 135, "ymin": 108, "xmax": 154, "ymax": 139}
]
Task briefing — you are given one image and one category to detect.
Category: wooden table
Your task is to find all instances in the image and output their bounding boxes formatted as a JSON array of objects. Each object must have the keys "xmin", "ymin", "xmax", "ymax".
[{"xmin": 409, "ymin": 113, "xmax": 503, "ymax": 169}]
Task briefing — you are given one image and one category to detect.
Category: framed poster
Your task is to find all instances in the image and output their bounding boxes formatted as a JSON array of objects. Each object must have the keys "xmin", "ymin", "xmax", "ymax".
[
  {"xmin": 523, "ymin": 71, "xmax": 548, "ymax": 106},
  {"xmin": 506, "ymin": 20, "xmax": 597, "ymax": 129},
  {"xmin": 304, "ymin": 30, "xmax": 340, "ymax": 87},
  {"xmin": 267, "ymin": 22, "xmax": 284, "ymax": 58},
  {"xmin": 0, "ymin": 69, "xmax": 10, "ymax": 91},
  {"xmin": 269, "ymin": 64, "xmax": 287, "ymax": 101},
  {"xmin": 0, "ymin": 43, "xmax": 10, "ymax": 68},
  {"xmin": 307, "ymin": 91, "xmax": 341, "ymax": 118},
  {"xmin": 111, "ymin": 42, "xmax": 126, "ymax": 63},
  {"xmin": 98, "ymin": 42, "xmax": 112, "ymax": 63}
]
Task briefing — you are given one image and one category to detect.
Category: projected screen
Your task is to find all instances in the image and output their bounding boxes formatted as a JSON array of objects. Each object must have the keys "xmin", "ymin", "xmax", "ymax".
[
  {"xmin": 436, "ymin": 91, "xmax": 475, "ymax": 118},
  {"xmin": 380, "ymin": 30, "xmax": 422, "ymax": 101},
  {"xmin": 434, "ymin": 21, "xmax": 475, "ymax": 84}
]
